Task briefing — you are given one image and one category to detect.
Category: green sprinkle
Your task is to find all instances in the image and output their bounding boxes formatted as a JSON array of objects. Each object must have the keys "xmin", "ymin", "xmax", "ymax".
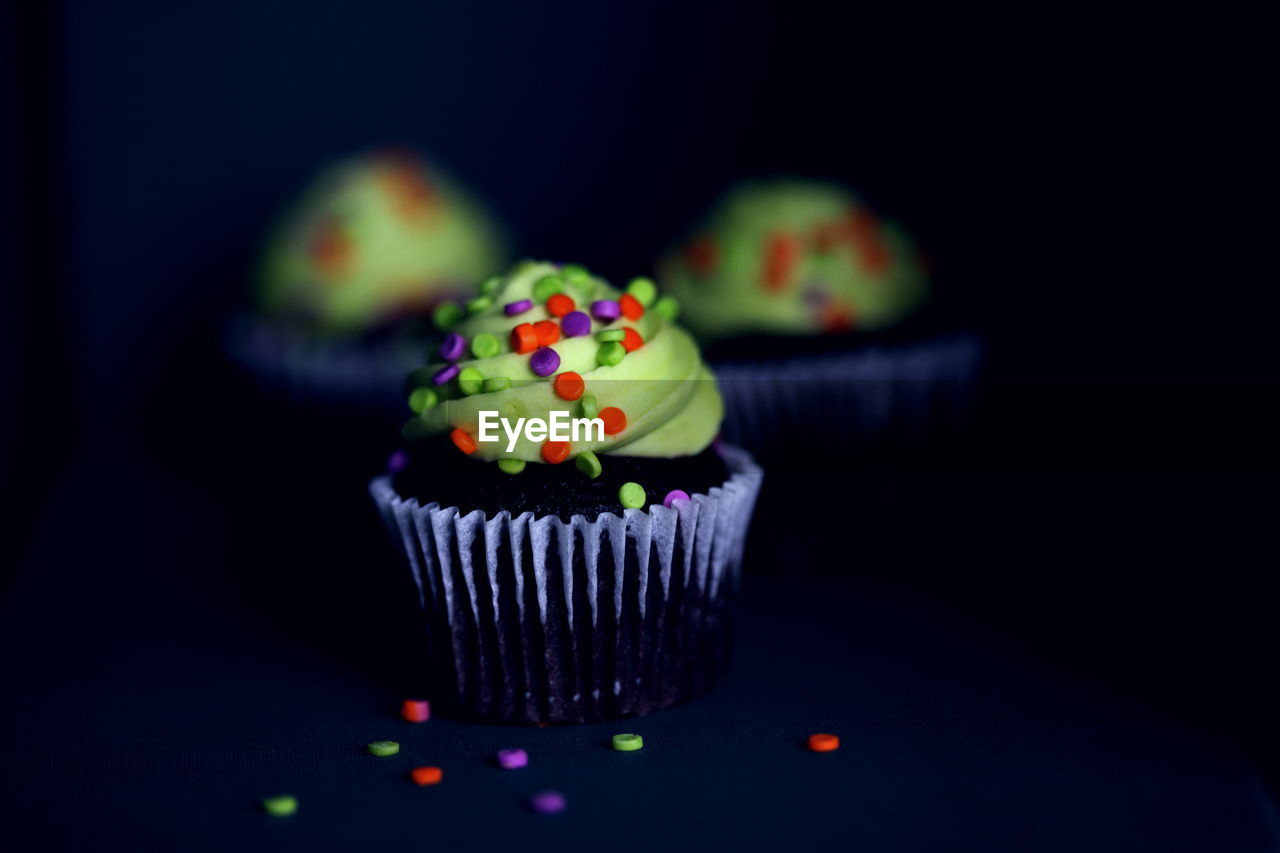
[
  {"xmin": 596, "ymin": 329, "xmax": 626, "ymax": 342},
  {"xmin": 498, "ymin": 459, "xmax": 526, "ymax": 475},
  {"xmin": 597, "ymin": 341, "xmax": 626, "ymax": 366},
  {"xmin": 466, "ymin": 296, "xmax": 493, "ymax": 314},
  {"xmin": 367, "ymin": 740, "xmax": 400, "ymax": 757},
  {"xmin": 471, "ymin": 332, "xmax": 500, "ymax": 358},
  {"xmin": 408, "ymin": 387, "xmax": 438, "ymax": 414},
  {"xmin": 561, "ymin": 263, "xmax": 589, "ymax": 282},
  {"xmin": 480, "ymin": 275, "xmax": 503, "ymax": 296},
  {"xmin": 654, "ymin": 294, "xmax": 679, "ymax": 322},
  {"xmin": 458, "ymin": 367, "xmax": 485, "ymax": 395},
  {"xmin": 575, "ymin": 451, "xmax": 602, "ymax": 479},
  {"xmin": 262, "ymin": 795, "xmax": 298, "ymax": 817},
  {"xmin": 579, "ymin": 394, "xmax": 599, "ymax": 419},
  {"xmin": 533, "ymin": 274, "xmax": 564, "ymax": 302},
  {"xmin": 433, "ymin": 302, "xmax": 463, "ymax": 331},
  {"xmin": 611, "ymin": 733, "xmax": 644, "ymax": 751},
  {"xmin": 618, "ymin": 482, "xmax": 646, "ymax": 509},
  {"xmin": 625, "ymin": 277, "xmax": 657, "ymax": 307},
  {"xmin": 482, "ymin": 377, "xmax": 511, "ymax": 392}
]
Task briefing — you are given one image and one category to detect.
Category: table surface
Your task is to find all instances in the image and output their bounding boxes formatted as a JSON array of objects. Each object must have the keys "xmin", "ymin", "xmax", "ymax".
[{"xmin": 2, "ymin": 435, "xmax": 1277, "ymax": 853}]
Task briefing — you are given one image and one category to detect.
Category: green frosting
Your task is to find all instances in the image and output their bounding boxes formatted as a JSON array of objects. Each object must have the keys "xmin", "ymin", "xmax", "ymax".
[
  {"xmin": 257, "ymin": 149, "xmax": 505, "ymax": 332},
  {"xmin": 660, "ymin": 180, "xmax": 928, "ymax": 339},
  {"xmin": 405, "ymin": 261, "xmax": 722, "ymax": 464}
]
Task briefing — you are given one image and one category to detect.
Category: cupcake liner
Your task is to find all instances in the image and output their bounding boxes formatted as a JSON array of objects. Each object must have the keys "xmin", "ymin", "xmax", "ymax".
[
  {"xmin": 226, "ymin": 314, "xmax": 425, "ymax": 414},
  {"xmin": 369, "ymin": 444, "xmax": 763, "ymax": 724},
  {"xmin": 713, "ymin": 330, "xmax": 983, "ymax": 452}
]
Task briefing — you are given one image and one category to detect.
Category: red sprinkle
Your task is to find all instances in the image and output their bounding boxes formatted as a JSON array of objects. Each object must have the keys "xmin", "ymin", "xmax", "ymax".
[
  {"xmin": 534, "ymin": 320, "xmax": 560, "ymax": 347},
  {"xmin": 598, "ymin": 407, "xmax": 626, "ymax": 435},
  {"xmin": 450, "ymin": 428, "xmax": 477, "ymax": 455},
  {"xmin": 762, "ymin": 231, "xmax": 802, "ymax": 291},
  {"xmin": 554, "ymin": 372, "xmax": 585, "ymax": 401},
  {"xmin": 401, "ymin": 699, "xmax": 431, "ymax": 723},
  {"xmin": 808, "ymin": 733, "xmax": 840, "ymax": 752},
  {"xmin": 542, "ymin": 441, "xmax": 571, "ymax": 464},
  {"xmin": 310, "ymin": 217, "xmax": 352, "ymax": 275},
  {"xmin": 621, "ymin": 327, "xmax": 644, "ymax": 353},
  {"xmin": 411, "ymin": 766, "xmax": 443, "ymax": 786},
  {"xmin": 687, "ymin": 236, "xmax": 717, "ymax": 275},
  {"xmin": 511, "ymin": 323, "xmax": 538, "ymax": 354},
  {"xmin": 546, "ymin": 293, "xmax": 576, "ymax": 318},
  {"xmin": 618, "ymin": 293, "xmax": 644, "ymax": 321}
]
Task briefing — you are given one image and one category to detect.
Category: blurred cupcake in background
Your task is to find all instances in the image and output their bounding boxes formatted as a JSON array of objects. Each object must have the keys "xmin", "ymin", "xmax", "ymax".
[
  {"xmin": 229, "ymin": 148, "xmax": 507, "ymax": 412},
  {"xmin": 660, "ymin": 179, "xmax": 981, "ymax": 452}
]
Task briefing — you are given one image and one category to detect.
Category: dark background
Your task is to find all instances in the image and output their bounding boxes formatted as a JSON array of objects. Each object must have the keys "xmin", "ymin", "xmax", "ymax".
[{"xmin": 2, "ymin": 2, "xmax": 1276, "ymax": 849}]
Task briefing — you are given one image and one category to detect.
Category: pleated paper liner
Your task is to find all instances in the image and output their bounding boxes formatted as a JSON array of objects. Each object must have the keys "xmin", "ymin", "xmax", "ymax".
[{"xmin": 370, "ymin": 444, "xmax": 763, "ymax": 724}]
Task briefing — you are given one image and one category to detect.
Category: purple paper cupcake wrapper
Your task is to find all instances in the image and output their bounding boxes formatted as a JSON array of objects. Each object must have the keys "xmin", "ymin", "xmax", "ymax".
[
  {"xmin": 713, "ymin": 331, "xmax": 983, "ymax": 451},
  {"xmin": 369, "ymin": 444, "xmax": 763, "ymax": 724}
]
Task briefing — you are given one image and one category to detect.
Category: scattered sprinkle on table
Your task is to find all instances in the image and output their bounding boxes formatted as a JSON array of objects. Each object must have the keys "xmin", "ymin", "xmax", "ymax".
[
  {"xmin": 612, "ymin": 733, "xmax": 644, "ymax": 751},
  {"xmin": 411, "ymin": 766, "xmax": 443, "ymax": 786},
  {"xmin": 529, "ymin": 790, "xmax": 567, "ymax": 814},
  {"xmin": 618, "ymin": 482, "xmax": 646, "ymax": 509},
  {"xmin": 262, "ymin": 795, "xmax": 297, "ymax": 817},
  {"xmin": 496, "ymin": 748, "xmax": 528, "ymax": 769},
  {"xmin": 808, "ymin": 733, "xmax": 839, "ymax": 752},
  {"xmin": 368, "ymin": 740, "xmax": 400, "ymax": 757},
  {"xmin": 401, "ymin": 699, "xmax": 430, "ymax": 723},
  {"xmin": 662, "ymin": 489, "xmax": 689, "ymax": 508},
  {"xmin": 498, "ymin": 459, "xmax": 526, "ymax": 475},
  {"xmin": 386, "ymin": 450, "xmax": 409, "ymax": 473}
]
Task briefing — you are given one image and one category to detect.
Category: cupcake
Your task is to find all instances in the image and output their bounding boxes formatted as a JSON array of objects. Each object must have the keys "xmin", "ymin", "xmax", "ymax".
[
  {"xmin": 660, "ymin": 179, "xmax": 981, "ymax": 451},
  {"xmin": 229, "ymin": 148, "xmax": 507, "ymax": 412},
  {"xmin": 369, "ymin": 261, "xmax": 763, "ymax": 723}
]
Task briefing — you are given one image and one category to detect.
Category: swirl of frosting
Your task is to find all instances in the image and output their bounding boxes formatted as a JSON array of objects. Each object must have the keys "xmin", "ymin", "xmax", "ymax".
[
  {"xmin": 404, "ymin": 261, "xmax": 722, "ymax": 464},
  {"xmin": 660, "ymin": 180, "xmax": 928, "ymax": 339}
]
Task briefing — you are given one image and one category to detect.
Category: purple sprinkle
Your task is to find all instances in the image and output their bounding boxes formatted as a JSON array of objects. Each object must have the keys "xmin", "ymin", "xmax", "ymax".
[
  {"xmin": 386, "ymin": 450, "xmax": 409, "ymax": 474},
  {"xmin": 591, "ymin": 300, "xmax": 621, "ymax": 321},
  {"xmin": 662, "ymin": 489, "xmax": 690, "ymax": 508},
  {"xmin": 561, "ymin": 310, "xmax": 592, "ymax": 338},
  {"xmin": 504, "ymin": 299, "xmax": 533, "ymax": 316},
  {"xmin": 433, "ymin": 363, "xmax": 460, "ymax": 385},
  {"xmin": 496, "ymin": 748, "xmax": 528, "ymax": 770},
  {"xmin": 529, "ymin": 790, "xmax": 566, "ymax": 814},
  {"xmin": 529, "ymin": 346, "xmax": 560, "ymax": 377},
  {"xmin": 439, "ymin": 332, "xmax": 466, "ymax": 362}
]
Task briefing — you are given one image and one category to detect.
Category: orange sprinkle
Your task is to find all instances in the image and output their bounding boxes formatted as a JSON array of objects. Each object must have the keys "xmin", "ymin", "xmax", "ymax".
[
  {"xmin": 511, "ymin": 323, "xmax": 538, "ymax": 354},
  {"xmin": 310, "ymin": 217, "xmax": 352, "ymax": 276},
  {"xmin": 687, "ymin": 236, "xmax": 717, "ymax": 275},
  {"xmin": 598, "ymin": 407, "xmax": 626, "ymax": 435},
  {"xmin": 450, "ymin": 428, "xmax": 477, "ymax": 455},
  {"xmin": 410, "ymin": 766, "xmax": 443, "ymax": 786},
  {"xmin": 821, "ymin": 302, "xmax": 856, "ymax": 333},
  {"xmin": 762, "ymin": 231, "xmax": 801, "ymax": 291},
  {"xmin": 541, "ymin": 440, "xmax": 571, "ymax": 464},
  {"xmin": 621, "ymin": 327, "xmax": 644, "ymax": 353},
  {"xmin": 618, "ymin": 293, "xmax": 645, "ymax": 321},
  {"xmin": 546, "ymin": 293, "xmax": 575, "ymax": 318},
  {"xmin": 808, "ymin": 733, "xmax": 839, "ymax": 752},
  {"xmin": 534, "ymin": 320, "xmax": 560, "ymax": 346},
  {"xmin": 554, "ymin": 371, "xmax": 585, "ymax": 401}
]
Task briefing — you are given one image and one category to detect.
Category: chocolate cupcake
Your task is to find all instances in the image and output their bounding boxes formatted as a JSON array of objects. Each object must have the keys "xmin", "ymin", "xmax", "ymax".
[
  {"xmin": 228, "ymin": 148, "xmax": 507, "ymax": 412},
  {"xmin": 660, "ymin": 179, "xmax": 981, "ymax": 452},
  {"xmin": 369, "ymin": 261, "xmax": 763, "ymax": 723}
]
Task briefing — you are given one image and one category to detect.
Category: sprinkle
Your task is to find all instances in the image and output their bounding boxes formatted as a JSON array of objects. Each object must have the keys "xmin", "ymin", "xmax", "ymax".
[
  {"xmin": 471, "ymin": 332, "xmax": 500, "ymax": 358},
  {"xmin": 498, "ymin": 459, "xmax": 526, "ymax": 475},
  {"xmin": 618, "ymin": 482, "xmax": 645, "ymax": 509},
  {"xmin": 480, "ymin": 275, "xmax": 503, "ymax": 296},
  {"xmin": 511, "ymin": 323, "xmax": 538, "ymax": 354},
  {"xmin": 575, "ymin": 451, "xmax": 602, "ymax": 479},
  {"xmin": 401, "ymin": 699, "xmax": 431, "ymax": 723},
  {"xmin": 439, "ymin": 332, "xmax": 465, "ymax": 362},
  {"xmin": 529, "ymin": 790, "xmax": 567, "ymax": 814},
  {"xmin": 368, "ymin": 740, "xmax": 400, "ymax": 757},
  {"xmin": 408, "ymin": 387, "xmax": 437, "ymax": 414},
  {"xmin": 560, "ymin": 311, "xmax": 592, "ymax": 337},
  {"xmin": 433, "ymin": 301, "xmax": 462, "ymax": 331},
  {"xmin": 546, "ymin": 293, "xmax": 575, "ymax": 317},
  {"xmin": 386, "ymin": 450, "xmax": 410, "ymax": 473},
  {"xmin": 554, "ymin": 371, "xmax": 585, "ymax": 401},
  {"xmin": 654, "ymin": 294, "xmax": 679, "ymax": 321},
  {"xmin": 621, "ymin": 327, "xmax": 644, "ymax": 353},
  {"xmin": 541, "ymin": 440, "xmax": 571, "ymax": 464},
  {"xmin": 625, "ymin": 276, "xmax": 657, "ymax": 307},
  {"xmin": 482, "ymin": 377, "xmax": 511, "ymax": 392},
  {"xmin": 808, "ymin": 733, "xmax": 839, "ymax": 753},
  {"xmin": 618, "ymin": 293, "xmax": 645, "ymax": 321},
  {"xmin": 611, "ymin": 733, "xmax": 644, "ymax": 752},
  {"xmin": 687, "ymin": 236, "xmax": 717, "ymax": 274},
  {"xmin": 458, "ymin": 367, "xmax": 485, "ymax": 395},
  {"xmin": 579, "ymin": 394, "xmax": 599, "ymax": 419},
  {"xmin": 504, "ymin": 299, "xmax": 533, "ymax": 316},
  {"xmin": 591, "ymin": 300, "xmax": 621, "ymax": 321},
  {"xmin": 466, "ymin": 296, "xmax": 493, "ymax": 314},
  {"xmin": 597, "ymin": 341, "xmax": 625, "ymax": 366},
  {"xmin": 530, "ymin": 347, "xmax": 561, "ymax": 377},
  {"xmin": 596, "ymin": 329, "xmax": 626, "ymax": 342},
  {"xmin": 450, "ymin": 428, "xmax": 477, "ymax": 455},
  {"xmin": 662, "ymin": 489, "xmax": 690, "ymax": 508},
  {"xmin": 433, "ymin": 363, "xmax": 460, "ymax": 385},
  {"xmin": 598, "ymin": 407, "xmax": 626, "ymax": 435},
  {"xmin": 261, "ymin": 795, "xmax": 297, "ymax": 817},
  {"xmin": 533, "ymin": 274, "xmax": 564, "ymax": 302},
  {"xmin": 410, "ymin": 766, "xmax": 443, "ymax": 786},
  {"xmin": 561, "ymin": 263, "xmax": 590, "ymax": 287},
  {"xmin": 496, "ymin": 748, "xmax": 528, "ymax": 770},
  {"xmin": 533, "ymin": 320, "xmax": 560, "ymax": 346}
]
